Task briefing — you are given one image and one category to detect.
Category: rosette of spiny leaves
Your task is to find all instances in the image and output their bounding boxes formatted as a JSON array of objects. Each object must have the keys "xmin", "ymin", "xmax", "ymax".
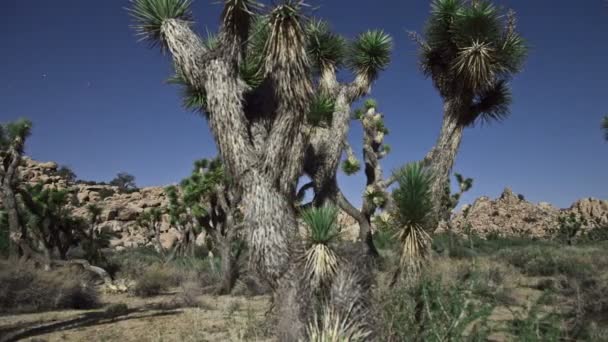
[
  {"xmin": 391, "ymin": 162, "xmax": 435, "ymax": 277},
  {"xmin": 415, "ymin": 0, "xmax": 527, "ymax": 126},
  {"xmin": 301, "ymin": 205, "xmax": 342, "ymax": 288}
]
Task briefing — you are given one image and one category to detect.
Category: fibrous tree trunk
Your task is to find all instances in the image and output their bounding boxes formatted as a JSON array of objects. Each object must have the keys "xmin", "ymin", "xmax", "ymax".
[
  {"xmin": 0, "ymin": 146, "xmax": 24, "ymax": 259},
  {"xmin": 160, "ymin": 6, "xmax": 314, "ymax": 339},
  {"xmin": 423, "ymin": 100, "xmax": 465, "ymax": 224}
]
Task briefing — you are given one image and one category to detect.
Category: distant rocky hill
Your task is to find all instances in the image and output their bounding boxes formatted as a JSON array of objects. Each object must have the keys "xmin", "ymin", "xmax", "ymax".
[
  {"xmin": 17, "ymin": 157, "xmax": 177, "ymax": 251},
  {"xmin": 9, "ymin": 158, "xmax": 608, "ymax": 249},
  {"xmin": 442, "ymin": 188, "xmax": 608, "ymax": 238}
]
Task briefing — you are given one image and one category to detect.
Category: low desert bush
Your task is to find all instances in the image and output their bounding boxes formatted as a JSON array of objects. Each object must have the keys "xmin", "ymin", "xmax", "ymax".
[
  {"xmin": 132, "ymin": 266, "xmax": 174, "ymax": 297},
  {"xmin": 378, "ymin": 273, "xmax": 493, "ymax": 341},
  {"xmin": 110, "ymin": 247, "xmax": 222, "ymax": 291},
  {"xmin": 0, "ymin": 261, "xmax": 99, "ymax": 313}
]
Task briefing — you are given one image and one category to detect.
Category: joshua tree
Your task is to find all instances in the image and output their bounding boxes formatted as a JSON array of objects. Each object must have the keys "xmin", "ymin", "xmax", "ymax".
[
  {"xmin": 441, "ymin": 172, "xmax": 473, "ymax": 221},
  {"xmin": 338, "ymin": 99, "xmax": 394, "ymax": 255},
  {"xmin": 180, "ymin": 158, "xmax": 243, "ymax": 295},
  {"xmin": 301, "ymin": 23, "xmax": 392, "ymax": 208},
  {"xmin": 137, "ymin": 207, "xmax": 165, "ymax": 255},
  {"xmin": 411, "ymin": 0, "xmax": 527, "ymax": 222},
  {"xmin": 110, "ymin": 172, "xmax": 137, "ymax": 191},
  {"xmin": 0, "ymin": 118, "xmax": 32, "ymax": 258},
  {"xmin": 603, "ymin": 115, "xmax": 608, "ymax": 141},
  {"xmin": 14, "ymin": 183, "xmax": 114, "ymax": 286},
  {"xmin": 165, "ymin": 185, "xmax": 198, "ymax": 258},
  {"xmin": 390, "ymin": 162, "xmax": 435, "ymax": 283},
  {"xmin": 129, "ymin": 1, "xmax": 382, "ymax": 337}
]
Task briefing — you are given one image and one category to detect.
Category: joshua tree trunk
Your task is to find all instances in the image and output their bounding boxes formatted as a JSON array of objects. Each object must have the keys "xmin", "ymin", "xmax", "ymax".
[
  {"xmin": 1, "ymin": 147, "xmax": 24, "ymax": 259},
  {"xmin": 160, "ymin": 9, "xmax": 314, "ymax": 339},
  {"xmin": 305, "ymin": 74, "xmax": 372, "ymax": 207},
  {"xmin": 424, "ymin": 100, "xmax": 465, "ymax": 223}
]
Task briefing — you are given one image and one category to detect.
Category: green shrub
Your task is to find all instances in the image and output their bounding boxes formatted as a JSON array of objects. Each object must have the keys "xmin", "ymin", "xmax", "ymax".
[
  {"xmin": 0, "ymin": 261, "xmax": 99, "ymax": 313},
  {"xmin": 498, "ymin": 246, "xmax": 592, "ymax": 279},
  {"xmin": 132, "ymin": 267, "xmax": 173, "ymax": 297},
  {"xmin": 378, "ymin": 275, "xmax": 493, "ymax": 341},
  {"xmin": 509, "ymin": 297, "xmax": 563, "ymax": 341}
]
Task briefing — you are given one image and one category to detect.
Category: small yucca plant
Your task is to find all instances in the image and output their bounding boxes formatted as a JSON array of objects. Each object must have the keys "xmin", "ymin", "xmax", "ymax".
[
  {"xmin": 306, "ymin": 305, "xmax": 371, "ymax": 342},
  {"xmin": 301, "ymin": 206, "xmax": 342, "ymax": 288},
  {"xmin": 391, "ymin": 162, "xmax": 435, "ymax": 278}
]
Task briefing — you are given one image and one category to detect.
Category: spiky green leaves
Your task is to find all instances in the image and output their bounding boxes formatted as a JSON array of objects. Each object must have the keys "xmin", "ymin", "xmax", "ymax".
[
  {"xmin": 301, "ymin": 206, "xmax": 341, "ymax": 287},
  {"xmin": 467, "ymin": 79, "xmax": 512, "ymax": 126},
  {"xmin": 129, "ymin": 0, "xmax": 193, "ymax": 48},
  {"xmin": 363, "ymin": 98, "xmax": 378, "ymax": 111},
  {"xmin": 391, "ymin": 162, "xmax": 435, "ymax": 275},
  {"xmin": 302, "ymin": 206, "xmax": 341, "ymax": 245},
  {"xmin": 349, "ymin": 30, "xmax": 393, "ymax": 77},
  {"xmin": 454, "ymin": 173, "xmax": 473, "ymax": 193},
  {"xmin": 0, "ymin": 119, "xmax": 32, "ymax": 154},
  {"xmin": 306, "ymin": 19, "xmax": 347, "ymax": 71},
  {"xmin": 602, "ymin": 116, "xmax": 608, "ymax": 141},
  {"xmin": 342, "ymin": 156, "xmax": 361, "ymax": 175},
  {"xmin": 308, "ymin": 93, "xmax": 336, "ymax": 127},
  {"xmin": 418, "ymin": 0, "xmax": 527, "ymax": 104},
  {"xmin": 392, "ymin": 163, "xmax": 434, "ymax": 231}
]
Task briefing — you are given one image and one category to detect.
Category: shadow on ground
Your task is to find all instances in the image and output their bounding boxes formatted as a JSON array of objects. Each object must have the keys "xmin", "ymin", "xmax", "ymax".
[{"xmin": 0, "ymin": 307, "xmax": 182, "ymax": 342}]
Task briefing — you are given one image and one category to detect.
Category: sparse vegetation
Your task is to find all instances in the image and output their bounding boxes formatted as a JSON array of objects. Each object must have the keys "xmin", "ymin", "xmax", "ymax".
[
  {"xmin": 0, "ymin": 261, "xmax": 99, "ymax": 313},
  {"xmin": 0, "ymin": 1, "xmax": 606, "ymax": 341},
  {"xmin": 110, "ymin": 172, "xmax": 137, "ymax": 192}
]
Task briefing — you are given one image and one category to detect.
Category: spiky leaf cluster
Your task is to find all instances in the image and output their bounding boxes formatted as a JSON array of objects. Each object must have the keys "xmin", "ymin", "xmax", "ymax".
[
  {"xmin": 0, "ymin": 119, "xmax": 32, "ymax": 154},
  {"xmin": 302, "ymin": 206, "xmax": 341, "ymax": 246},
  {"xmin": 391, "ymin": 162, "xmax": 435, "ymax": 275},
  {"xmin": 129, "ymin": 0, "xmax": 193, "ymax": 49},
  {"xmin": 308, "ymin": 93, "xmax": 336, "ymax": 127},
  {"xmin": 306, "ymin": 19, "xmax": 347, "ymax": 71},
  {"xmin": 342, "ymin": 156, "xmax": 361, "ymax": 175},
  {"xmin": 301, "ymin": 206, "xmax": 341, "ymax": 287},
  {"xmin": 348, "ymin": 30, "xmax": 392, "ymax": 77},
  {"xmin": 392, "ymin": 163, "xmax": 434, "ymax": 228},
  {"xmin": 603, "ymin": 116, "xmax": 608, "ymax": 141},
  {"xmin": 417, "ymin": 0, "xmax": 527, "ymax": 126},
  {"xmin": 180, "ymin": 158, "xmax": 226, "ymax": 217}
]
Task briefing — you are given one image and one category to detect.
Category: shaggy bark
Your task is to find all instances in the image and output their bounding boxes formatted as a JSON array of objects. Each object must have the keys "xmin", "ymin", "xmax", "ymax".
[
  {"xmin": 305, "ymin": 70, "xmax": 374, "ymax": 207},
  {"xmin": 423, "ymin": 100, "xmax": 465, "ymax": 223},
  {"xmin": 160, "ymin": 9, "xmax": 314, "ymax": 338},
  {"xmin": 1, "ymin": 146, "xmax": 24, "ymax": 258}
]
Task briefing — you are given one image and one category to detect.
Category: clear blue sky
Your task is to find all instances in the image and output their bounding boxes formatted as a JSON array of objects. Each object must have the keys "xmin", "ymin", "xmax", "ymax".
[{"xmin": 1, "ymin": 0, "xmax": 607, "ymax": 209}]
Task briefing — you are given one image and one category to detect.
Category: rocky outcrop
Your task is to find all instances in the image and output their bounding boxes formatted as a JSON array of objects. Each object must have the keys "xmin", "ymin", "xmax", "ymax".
[
  {"xmin": 15, "ymin": 157, "xmax": 178, "ymax": 250},
  {"xmin": 443, "ymin": 188, "xmax": 608, "ymax": 238},
  {"xmin": 11, "ymin": 158, "xmax": 608, "ymax": 246}
]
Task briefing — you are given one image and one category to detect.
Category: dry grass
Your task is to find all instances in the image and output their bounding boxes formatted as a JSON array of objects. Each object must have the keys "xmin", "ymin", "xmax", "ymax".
[{"xmin": 0, "ymin": 261, "xmax": 99, "ymax": 314}]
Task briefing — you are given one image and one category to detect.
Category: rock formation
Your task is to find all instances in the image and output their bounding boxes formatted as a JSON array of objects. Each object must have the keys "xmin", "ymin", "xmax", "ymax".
[
  {"xmin": 7, "ymin": 159, "xmax": 608, "ymax": 246},
  {"xmin": 443, "ymin": 187, "xmax": 608, "ymax": 238}
]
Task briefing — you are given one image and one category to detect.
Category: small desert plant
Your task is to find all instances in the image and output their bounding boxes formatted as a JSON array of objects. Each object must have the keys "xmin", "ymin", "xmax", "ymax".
[
  {"xmin": 301, "ymin": 206, "xmax": 341, "ymax": 288},
  {"xmin": 0, "ymin": 261, "xmax": 99, "ymax": 313},
  {"xmin": 132, "ymin": 267, "xmax": 173, "ymax": 297},
  {"xmin": 391, "ymin": 162, "xmax": 435, "ymax": 278},
  {"xmin": 379, "ymin": 274, "xmax": 492, "ymax": 341},
  {"xmin": 509, "ymin": 298, "xmax": 563, "ymax": 341},
  {"xmin": 556, "ymin": 212, "xmax": 585, "ymax": 245}
]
